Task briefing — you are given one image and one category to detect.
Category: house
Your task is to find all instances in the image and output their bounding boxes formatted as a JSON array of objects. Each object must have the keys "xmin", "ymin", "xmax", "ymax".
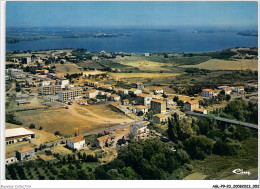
[
  {"xmin": 66, "ymin": 136, "xmax": 86, "ymax": 150},
  {"xmin": 117, "ymin": 88, "xmax": 128, "ymax": 95},
  {"xmin": 152, "ymin": 87, "xmax": 164, "ymax": 95},
  {"xmin": 110, "ymin": 94, "xmax": 120, "ymax": 101},
  {"xmin": 92, "ymin": 56, "xmax": 99, "ymax": 61},
  {"xmin": 16, "ymin": 146, "xmax": 35, "ymax": 161},
  {"xmin": 184, "ymin": 100, "xmax": 199, "ymax": 111},
  {"xmin": 78, "ymin": 99, "xmax": 88, "ymax": 105},
  {"xmin": 151, "ymin": 99, "xmax": 166, "ymax": 114},
  {"xmin": 5, "ymin": 153, "xmax": 17, "ymax": 165},
  {"xmin": 84, "ymin": 80, "xmax": 98, "ymax": 87},
  {"xmin": 202, "ymin": 89, "xmax": 214, "ymax": 98},
  {"xmin": 86, "ymin": 89, "xmax": 98, "ymax": 99},
  {"xmin": 6, "ymin": 128, "xmax": 36, "ymax": 145},
  {"xmin": 129, "ymin": 88, "xmax": 142, "ymax": 95},
  {"xmin": 193, "ymin": 108, "xmax": 207, "ymax": 114},
  {"xmin": 153, "ymin": 113, "xmax": 170, "ymax": 124},
  {"xmin": 136, "ymin": 93, "xmax": 152, "ymax": 106},
  {"xmin": 136, "ymin": 82, "xmax": 144, "ymax": 90},
  {"xmin": 16, "ymin": 99, "xmax": 31, "ymax": 106},
  {"xmin": 94, "ymin": 135, "xmax": 110, "ymax": 149},
  {"xmin": 100, "ymin": 85, "xmax": 113, "ymax": 91},
  {"xmin": 130, "ymin": 122, "xmax": 149, "ymax": 140},
  {"xmin": 233, "ymin": 86, "xmax": 245, "ymax": 92},
  {"xmin": 163, "ymin": 98, "xmax": 175, "ymax": 108},
  {"xmin": 94, "ymin": 83, "xmax": 104, "ymax": 89},
  {"xmin": 144, "ymin": 53, "xmax": 150, "ymax": 57},
  {"xmin": 122, "ymin": 99, "xmax": 130, "ymax": 105},
  {"xmin": 223, "ymin": 88, "xmax": 232, "ymax": 95},
  {"xmin": 133, "ymin": 105, "xmax": 148, "ymax": 114}
]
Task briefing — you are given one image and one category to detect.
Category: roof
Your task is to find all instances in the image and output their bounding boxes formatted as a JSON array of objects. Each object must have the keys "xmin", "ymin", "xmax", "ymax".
[
  {"xmin": 155, "ymin": 113, "xmax": 165, "ymax": 118},
  {"xmin": 17, "ymin": 146, "xmax": 34, "ymax": 153},
  {"xmin": 186, "ymin": 100, "xmax": 199, "ymax": 105},
  {"xmin": 6, "ymin": 152, "xmax": 15, "ymax": 159},
  {"xmin": 111, "ymin": 94, "xmax": 120, "ymax": 98},
  {"xmin": 96, "ymin": 135, "xmax": 109, "ymax": 142},
  {"xmin": 151, "ymin": 99, "xmax": 163, "ymax": 103},
  {"xmin": 136, "ymin": 82, "xmax": 143, "ymax": 85},
  {"xmin": 129, "ymin": 88, "xmax": 138, "ymax": 92},
  {"xmin": 143, "ymin": 90, "xmax": 151, "ymax": 94},
  {"xmin": 118, "ymin": 88, "xmax": 127, "ymax": 91},
  {"xmin": 88, "ymin": 89, "xmax": 96, "ymax": 93},
  {"xmin": 137, "ymin": 93, "xmax": 148, "ymax": 98},
  {"xmin": 153, "ymin": 87, "xmax": 163, "ymax": 90},
  {"xmin": 224, "ymin": 88, "xmax": 232, "ymax": 91},
  {"xmin": 193, "ymin": 108, "xmax": 206, "ymax": 112},
  {"xmin": 69, "ymin": 136, "xmax": 85, "ymax": 143},
  {"xmin": 237, "ymin": 86, "xmax": 244, "ymax": 89},
  {"xmin": 5, "ymin": 128, "xmax": 35, "ymax": 138},
  {"xmin": 203, "ymin": 89, "xmax": 214, "ymax": 92},
  {"xmin": 136, "ymin": 105, "xmax": 148, "ymax": 109}
]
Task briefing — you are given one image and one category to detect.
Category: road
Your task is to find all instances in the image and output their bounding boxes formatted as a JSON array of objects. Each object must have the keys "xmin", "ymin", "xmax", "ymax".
[
  {"xmin": 35, "ymin": 120, "xmax": 145, "ymax": 148},
  {"xmin": 186, "ymin": 111, "xmax": 258, "ymax": 129}
]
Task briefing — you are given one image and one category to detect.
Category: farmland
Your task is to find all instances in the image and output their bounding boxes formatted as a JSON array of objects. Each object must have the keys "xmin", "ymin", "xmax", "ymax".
[
  {"xmin": 181, "ymin": 59, "xmax": 258, "ymax": 71},
  {"xmin": 109, "ymin": 72, "xmax": 180, "ymax": 81},
  {"xmin": 54, "ymin": 63, "xmax": 81, "ymax": 74}
]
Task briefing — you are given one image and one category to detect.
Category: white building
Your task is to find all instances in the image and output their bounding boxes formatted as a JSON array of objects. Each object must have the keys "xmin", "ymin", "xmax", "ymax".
[
  {"xmin": 152, "ymin": 87, "xmax": 164, "ymax": 95},
  {"xmin": 110, "ymin": 94, "xmax": 120, "ymax": 101},
  {"xmin": 133, "ymin": 105, "xmax": 149, "ymax": 114},
  {"xmin": 223, "ymin": 88, "xmax": 232, "ymax": 95},
  {"xmin": 130, "ymin": 122, "xmax": 150, "ymax": 140},
  {"xmin": 58, "ymin": 90, "xmax": 82, "ymax": 102},
  {"xmin": 66, "ymin": 136, "xmax": 86, "ymax": 150},
  {"xmin": 6, "ymin": 128, "xmax": 36, "ymax": 145},
  {"xmin": 202, "ymin": 89, "xmax": 214, "ymax": 98},
  {"xmin": 86, "ymin": 89, "xmax": 98, "ymax": 99},
  {"xmin": 5, "ymin": 153, "xmax": 17, "ymax": 165}
]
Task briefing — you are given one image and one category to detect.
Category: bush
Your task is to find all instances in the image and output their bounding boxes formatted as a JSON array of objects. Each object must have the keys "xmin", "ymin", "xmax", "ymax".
[{"xmin": 29, "ymin": 124, "xmax": 36, "ymax": 129}]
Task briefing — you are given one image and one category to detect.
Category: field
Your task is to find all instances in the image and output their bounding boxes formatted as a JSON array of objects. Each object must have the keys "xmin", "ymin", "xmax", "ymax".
[
  {"xmin": 109, "ymin": 72, "xmax": 180, "ymax": 81},
  {"xmin": 188, "ymin": 138, "xmax": 258, "ymax": 180},
  {"xmin": 181, "ymin": 59, "xmax": 258, "ymax": 71},
  {"xmin": 54, "ymin": 63, "xmax": 81, "ymax": 74},
  {"xmin": 14, "ymin": 103, "xmax": 133, "ymax": 137},
  {"xmin": 121, "ymin": 60, "xmax": 172, "ymax": 72}
]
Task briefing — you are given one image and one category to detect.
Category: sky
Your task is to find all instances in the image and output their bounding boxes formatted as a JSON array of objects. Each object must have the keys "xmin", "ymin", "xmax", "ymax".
[{"xmin": 6, "ymin": 1, "xmax": 258, "ymax": 28}]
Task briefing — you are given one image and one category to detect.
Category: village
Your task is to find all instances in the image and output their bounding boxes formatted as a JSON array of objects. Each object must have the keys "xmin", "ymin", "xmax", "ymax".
[{"xmin": 4, "ymin": 48, "xmax": 258, "ymax": 180}]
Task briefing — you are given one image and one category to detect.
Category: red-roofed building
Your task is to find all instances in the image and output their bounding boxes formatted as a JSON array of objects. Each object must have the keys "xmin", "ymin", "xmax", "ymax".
[
  {"xmin": 136, "ymin": 93, "xmax": 152, "ymax": 106},
  {"xmin": 184, "ymin": 100, "xmax": 199, "ymax": 111},
  {"xmin": 94, "ymin": 135, "xmax": 110, "ymax": 149},
  {"xmin": 66, "ymin": 136, "xmax": 85, "ymax": 150},
  {"xmin": 151, "ymin": 99, "xmax": 166, "ymax": 113},
  {"xmin": 202, "ymin": 89, "xmax": 214, "ymax": 98}
]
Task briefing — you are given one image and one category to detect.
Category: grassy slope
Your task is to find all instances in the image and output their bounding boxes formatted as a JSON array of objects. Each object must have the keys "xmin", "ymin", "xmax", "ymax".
[{"xmin": 189, "ymin": 137, "xmax": 258, "ymax": 180}]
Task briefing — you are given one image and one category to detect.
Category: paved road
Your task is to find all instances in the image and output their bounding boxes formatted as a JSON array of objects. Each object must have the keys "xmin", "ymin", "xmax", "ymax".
[{"xmin": 186, "ymin": 111, "xmax": 258, "ymax": 129}]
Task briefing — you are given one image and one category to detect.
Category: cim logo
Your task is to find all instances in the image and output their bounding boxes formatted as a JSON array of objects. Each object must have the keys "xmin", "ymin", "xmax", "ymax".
[{"xmin": 232, "ymin": 169, "xmax": 251, "ymax": 176}]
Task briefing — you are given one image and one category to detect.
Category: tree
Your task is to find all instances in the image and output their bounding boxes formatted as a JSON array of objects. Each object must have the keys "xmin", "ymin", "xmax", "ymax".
[
  {"xmin": 54, "ymin": 131, "xmax": 61, "ymax": 136},
  {"xmin": 175, "ymin": 149, "xmax": 190, "ymax": 165},
  {"xmin": 167, "ymin": 118, "xmax": 174, "ymax": 141},
  {"xmin": 39, "ymin": 126, "xmax": 43, "ymax": 130},
  {"xmin": 226, "ymin": 94, "xmax": 231, "ymax": 101},
  {"xmin": 185, "ymin": 135, "xmax": 214, "ymax": 160},
  {"xmin": 29, "ymin": 124, "xmax": 36, "ymax": 129},
  {"xmin": 173, "ymin": 96, "xmax": 179, "ymax": 102}
]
